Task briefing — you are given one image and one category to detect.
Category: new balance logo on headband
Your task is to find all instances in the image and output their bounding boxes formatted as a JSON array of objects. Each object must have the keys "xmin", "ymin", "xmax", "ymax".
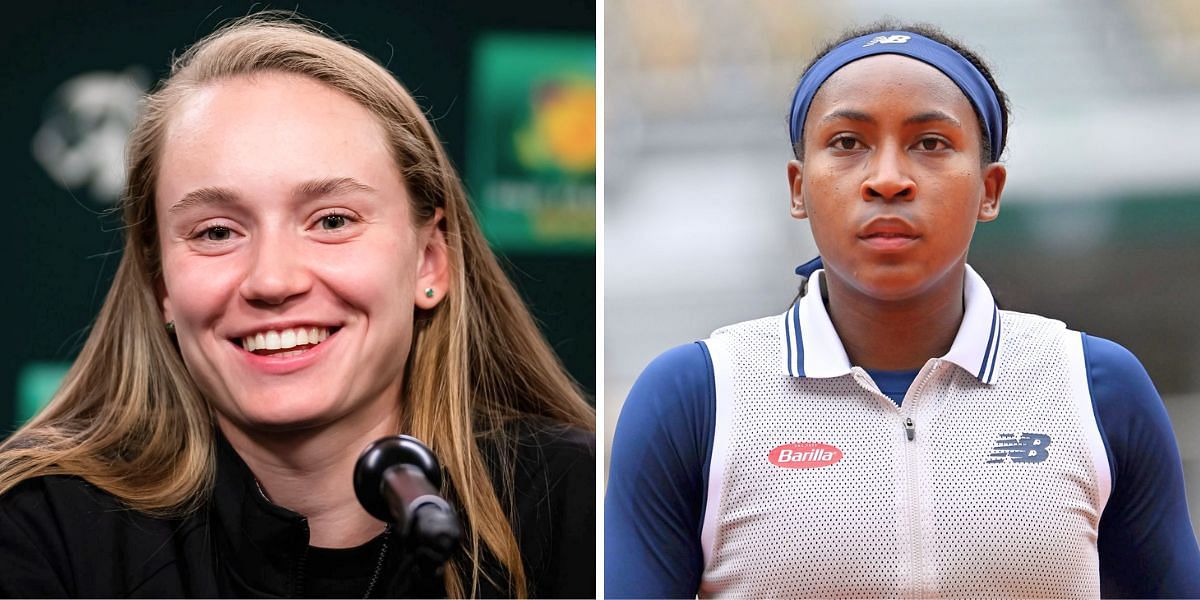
[{"xmin": 862, "ymin": 34, "xmax": 911, "ymax": 47}]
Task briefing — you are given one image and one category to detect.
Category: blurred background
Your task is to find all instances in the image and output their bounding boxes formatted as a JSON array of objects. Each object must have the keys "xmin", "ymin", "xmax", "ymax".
[
  {"xmin": 605, "ymin": 0, "xmax": 1200, "ymax": 535},
  {"xmin": 4, "ymin": 0, "xmax": 595, "ymax": 430}
]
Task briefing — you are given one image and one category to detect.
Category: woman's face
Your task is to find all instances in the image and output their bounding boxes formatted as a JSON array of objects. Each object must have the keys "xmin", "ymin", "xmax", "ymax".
[
  {"xmin": 155, "ymin": 73, "xmax": 447, "ymax": 434},
  {"xmin": 788, "ymin": 54, "xmax": 1005, "ymax": 302}
]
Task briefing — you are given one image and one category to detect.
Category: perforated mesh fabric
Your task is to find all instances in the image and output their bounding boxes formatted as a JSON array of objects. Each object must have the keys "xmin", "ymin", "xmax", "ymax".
[{"xmin": 699, "ymin": 311, "xmax": 1107, "ymax": 598}]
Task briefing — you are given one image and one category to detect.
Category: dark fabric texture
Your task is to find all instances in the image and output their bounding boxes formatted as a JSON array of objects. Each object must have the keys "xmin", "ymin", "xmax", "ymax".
[{"xmin": 0, "ymin": 420, "xmax": 595, "ymax": 598}]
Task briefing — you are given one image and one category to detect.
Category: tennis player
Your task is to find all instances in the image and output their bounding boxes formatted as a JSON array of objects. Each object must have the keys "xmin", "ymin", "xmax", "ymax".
[
  {"xmin": 0, "ymin": 15, "xmax": 594, "ymax": 598},
  {"xmin": 605, "ymin": 21, "xmax": 1200, "ymax": 598}
]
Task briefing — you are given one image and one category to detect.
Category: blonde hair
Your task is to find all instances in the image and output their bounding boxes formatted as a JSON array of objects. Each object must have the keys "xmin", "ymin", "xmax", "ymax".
[{"xmin": 0, "ymin": 14, "xmax": 593, "ymax": 598}]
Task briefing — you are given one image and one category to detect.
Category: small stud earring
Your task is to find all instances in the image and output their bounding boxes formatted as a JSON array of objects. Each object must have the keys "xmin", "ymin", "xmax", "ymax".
[
  {"xmin": 424, "ymin": 288, "xmax": 435, "ymax": 298},
  {"xmin": 165, "ymin": 321, "xmax": 175, "ymax": 333}
]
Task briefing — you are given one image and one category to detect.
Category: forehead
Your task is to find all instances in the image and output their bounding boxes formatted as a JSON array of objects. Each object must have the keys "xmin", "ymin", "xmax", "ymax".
[
  {"xmin": 156, "ymin": 72, "xmax": 397, "ymax": 205},
  {"xmin": 806, "ymin": 54, "xmax": 977, "ymax": 129}
]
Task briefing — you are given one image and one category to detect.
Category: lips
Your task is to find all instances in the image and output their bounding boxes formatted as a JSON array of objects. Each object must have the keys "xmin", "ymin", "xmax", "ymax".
[
  {"xmin": 228, "ymin": 325, "xmax": 342, "ymax": 375},
  {"xmin": 225, "ymin": 322, "xmax": 343, "ymax": 360},
  {"xmin": 858, "ymin": 217, "xmax": 920, "ymax": 250}
]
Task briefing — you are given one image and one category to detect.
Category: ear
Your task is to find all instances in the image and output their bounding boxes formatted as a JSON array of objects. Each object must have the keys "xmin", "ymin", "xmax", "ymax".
[
  {"xmin": 787, "ymin": 160, "xmax": 808, "ymax": 220},
  {"xmin": 156, "ymin": 277, "xmax": 175, "ymax": 325},
  {"xmin": 414, "ymin": 208, "xmax": 451, "ymax": 309},
  {"xmin": 977, "ymin": 163, "xmax": 1006, "ymax": 222}
]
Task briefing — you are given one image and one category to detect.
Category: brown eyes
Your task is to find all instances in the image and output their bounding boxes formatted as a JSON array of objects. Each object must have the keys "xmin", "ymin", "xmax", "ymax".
[
  {"xmin": 831, "ymin": 136, "xmax": 862, "ymax": 151},
  {"xmin": 827, "ymin": 136, "xmax": 951, "ymax": 152},
  {"xmin": 916, "ymin": 138, "xmax": 950, "ymax": 151}
]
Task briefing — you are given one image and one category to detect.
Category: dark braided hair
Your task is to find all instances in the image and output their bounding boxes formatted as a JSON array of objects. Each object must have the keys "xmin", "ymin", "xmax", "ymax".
[{"xmin": 790, "ymin": 20, "xmax": 1010, "ymax": 165}]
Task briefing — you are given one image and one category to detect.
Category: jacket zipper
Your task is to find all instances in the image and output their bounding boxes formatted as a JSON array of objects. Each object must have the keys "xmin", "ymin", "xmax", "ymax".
[{"xmin": 294, "ymin": 521, "xmax": 309, "ymax": 598}]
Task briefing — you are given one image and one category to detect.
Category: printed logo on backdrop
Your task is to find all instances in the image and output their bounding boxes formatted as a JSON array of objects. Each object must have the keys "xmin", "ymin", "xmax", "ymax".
[
  {"xmin": 468, "ymin": 35, "xmax": 595, "ymax": 253},
  {"xmin": 31, "ymin": 68, "xmax": 150, "ymax": 205},
  {"xmin": 986, "ymin": 433, "xmax": 1052, "ymax": 464}
]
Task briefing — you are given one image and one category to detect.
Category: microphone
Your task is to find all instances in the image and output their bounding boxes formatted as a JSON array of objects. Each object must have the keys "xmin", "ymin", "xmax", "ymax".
[{"xmin": 354, "ymin": 435, "xmax": 462, "ymax": 565}]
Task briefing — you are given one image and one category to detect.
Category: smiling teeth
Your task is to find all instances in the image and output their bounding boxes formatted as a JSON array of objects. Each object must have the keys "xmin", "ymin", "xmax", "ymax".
[{"xmin": 241, "ymin": 327, "xmax": 330, "ymax": 352}]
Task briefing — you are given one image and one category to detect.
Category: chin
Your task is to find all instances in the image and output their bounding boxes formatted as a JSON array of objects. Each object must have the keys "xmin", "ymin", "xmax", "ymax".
[
  {"xmin": 840, "ymin": 261, "xmax": 939, "ymax": 302},
  {"xmin": 229, "ymin": 392, "xmax": 346, "ymax": 434}
]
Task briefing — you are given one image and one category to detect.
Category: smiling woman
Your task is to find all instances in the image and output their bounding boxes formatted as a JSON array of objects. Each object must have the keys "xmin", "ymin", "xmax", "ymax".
[{"xmin": 0, "ymin": 13, "xmax": 593, "ymax": 599}]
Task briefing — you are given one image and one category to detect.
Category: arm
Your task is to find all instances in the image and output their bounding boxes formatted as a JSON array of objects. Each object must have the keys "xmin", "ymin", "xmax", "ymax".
[
  {"xmin": 604, "ymin": 343, "xmax": 714, "ymax": 599},
  {"xmin": 1085, "ymin": 334, "xmax": 1200, "ymax": 597}
]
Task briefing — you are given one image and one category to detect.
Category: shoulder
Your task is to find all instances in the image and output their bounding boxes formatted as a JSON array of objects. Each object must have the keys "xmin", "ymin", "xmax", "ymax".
[
  {"xmin": 1081, "ymin": 334, "xmax": 1156, "ymax": 392},
  {"xmin": 508, "ymin": 417, "xmax": 595, "ymax": 485},
  {"xmin": 997, "ymin": 308, "xmax": 1068, "ymax": 343},
  {"xmin": 480, "ymin": 416, "xmax": 595, "ymax": 518},
  {"xmin": 0, "ymin": 474, "xmax": 131, "ymax": 530},
  {"xmin": 614, "ymin": 342, "xmax": 714, "ymax": 466},
  {"xmin": 488, "ymin": 417, "xmax": 596, "ymax": 597},
  {"xmin": 0, "ymin": 474, "xmax": 191, "ymax": 597},
  {"xmin": 1081, "ymin": 334, "xmax": 1164, "ymax": 438},
  {"xmin": 1080, "ymin": 334, "xmax": 1170, "ymax": 473},
  {"xmin": 710, "ymin": 314, "xmax": 784, "ymax": 344},
  {"xmin": 626, "ymin": 341, "xmax": 713, "ymax": 408}
]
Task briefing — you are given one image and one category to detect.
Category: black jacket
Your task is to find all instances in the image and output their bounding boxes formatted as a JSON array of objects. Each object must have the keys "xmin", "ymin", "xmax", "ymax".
[{"xmin": 0, "ymin": 422, "xmax": 595, "ymax": 598}]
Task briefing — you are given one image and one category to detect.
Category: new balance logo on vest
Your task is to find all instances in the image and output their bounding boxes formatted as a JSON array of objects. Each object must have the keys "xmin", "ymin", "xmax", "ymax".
[
  {"xmin": 987, "ymin": 433, "xmax": 1052, "ymax": 463},
  {"xmin": 862, "ymin": 34, "xmax": 910, "ymax": 47}
]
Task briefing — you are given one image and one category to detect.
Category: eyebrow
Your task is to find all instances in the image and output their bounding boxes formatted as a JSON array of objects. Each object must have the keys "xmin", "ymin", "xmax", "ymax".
[
  {"xmin": 816, "ymin": 109, "xmax": 963, "ymax": 129},
  {"xmin": 168, "ymin": 177, "xmax": 377, "ymax": 214},
  {"xmin": 819, "ymin": 109, "xmax": 875, "ymax": 126},
  {"xmin": 903, "ymin": 110, "xmax": 963, "ymax": 128}
]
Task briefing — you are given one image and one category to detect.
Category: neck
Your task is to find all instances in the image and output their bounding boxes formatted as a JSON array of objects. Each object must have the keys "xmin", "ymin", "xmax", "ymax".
[
  {"xmin": 823, "ymin": 266, "xmax": 965, "ymax": 371},
  {"xmin": 218, "ymin": 405, "xmax": 399, "ymax": 549}
]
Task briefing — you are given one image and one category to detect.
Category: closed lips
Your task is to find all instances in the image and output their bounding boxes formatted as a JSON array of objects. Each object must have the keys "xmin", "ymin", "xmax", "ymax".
[
  {"xmin": 238, "ymin": 326, "xmax": 336, "ymax": 354},
  {"xmin": 858, "ymin": 218, "xmax": 919, "ymax": 239}
]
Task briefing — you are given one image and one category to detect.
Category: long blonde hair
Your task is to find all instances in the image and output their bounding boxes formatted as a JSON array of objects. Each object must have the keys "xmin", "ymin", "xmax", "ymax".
[{"xmin": 0, "ymin": 14, "xmax": 593, "ymax": 598}]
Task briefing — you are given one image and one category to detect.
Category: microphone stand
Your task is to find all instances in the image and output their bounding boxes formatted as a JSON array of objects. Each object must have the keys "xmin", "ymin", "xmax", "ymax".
[{"xmin": 354, "ymin": 436, "xmax": 463, "ymax": 595}]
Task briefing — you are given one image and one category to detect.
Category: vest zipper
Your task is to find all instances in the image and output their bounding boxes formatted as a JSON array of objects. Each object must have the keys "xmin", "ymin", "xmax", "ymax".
[
  {"xmin": 902, "ymin": 360, "xmax": 939, "ymax": 599},
  {"xmin": 906, "ymin": 438, "xmax": 923, "ymax": 599}
]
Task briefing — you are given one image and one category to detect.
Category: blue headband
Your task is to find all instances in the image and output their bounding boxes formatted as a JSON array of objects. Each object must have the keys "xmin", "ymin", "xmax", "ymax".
[{"xmin": 788, "ymin": 31, "xmax": 1004, "ymax": 163}]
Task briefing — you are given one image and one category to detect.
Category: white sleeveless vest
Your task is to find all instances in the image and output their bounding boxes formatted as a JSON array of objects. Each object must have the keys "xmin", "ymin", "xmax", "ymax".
[{"xmin": 698, "ymin": 267, "xmax": 1111, "ymax": 598}]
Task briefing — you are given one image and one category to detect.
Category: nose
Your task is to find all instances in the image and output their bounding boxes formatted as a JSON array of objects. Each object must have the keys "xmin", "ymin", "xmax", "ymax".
[
  {"xmin": 861, "ymin": 143, "xmax": 916, "ymax": 202},
  {"xmin": 238, "ymin": 228, "xmax": 312, "ymax": 306}
]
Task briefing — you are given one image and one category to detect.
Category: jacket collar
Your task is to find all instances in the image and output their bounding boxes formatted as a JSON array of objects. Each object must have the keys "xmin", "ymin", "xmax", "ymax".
[
  {"xmin": 212, "ymin": 430, "xmax": 310, "ymax": 598},
  {"xmin": 779, "ymin": 264, "xmax": 1002, "ymax": 384},
  {"xmin": 209, "ymin": 430, "xmax": 446, "ymax": 598}
]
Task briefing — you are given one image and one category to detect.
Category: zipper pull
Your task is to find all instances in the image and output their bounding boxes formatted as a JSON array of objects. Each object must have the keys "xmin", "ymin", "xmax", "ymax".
[{"xmin": 904, "ymin": 417, "xmax": 916, "ymax": 441}]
